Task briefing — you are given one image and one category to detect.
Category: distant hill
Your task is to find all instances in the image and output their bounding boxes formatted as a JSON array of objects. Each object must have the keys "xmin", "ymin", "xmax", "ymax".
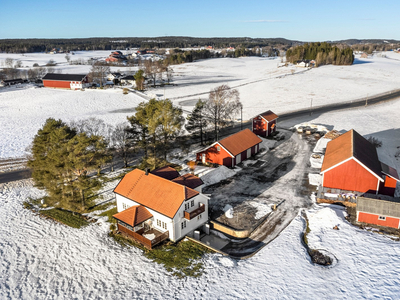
[{"xmin": 0, "ymin": 37, "xmax": 399, "ymax": 53}]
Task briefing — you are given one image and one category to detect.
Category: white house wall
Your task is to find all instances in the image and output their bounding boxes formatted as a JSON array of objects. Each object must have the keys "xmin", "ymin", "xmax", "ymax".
[
  {"xmin": 172, "ymin": 193, "xmax": 209, "ymax": 242},
  {"xmin": 115, "ymin": 193, "xmax": 209, "ymax": 242}
]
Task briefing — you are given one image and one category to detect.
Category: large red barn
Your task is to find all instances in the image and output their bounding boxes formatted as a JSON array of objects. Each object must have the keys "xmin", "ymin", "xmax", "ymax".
[
  {"xmin": 42, "ymin": 73, "xmax": 89, "ymax": 90},
  {"xmin": 252, "ymin": 110, "xmax": 278, "ymax": 137},
  {"xmin": 196, "ymin": 129, "xmax": 262, "ymax": 167},
  {"xmin": 320, "ymin": 129, "xmax": 399, "ymax": 196}
]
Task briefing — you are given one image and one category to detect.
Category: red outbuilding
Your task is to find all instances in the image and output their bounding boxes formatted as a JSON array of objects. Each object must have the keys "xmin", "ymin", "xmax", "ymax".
[
  {"xmin": 320, "ymin": 129, "xmax": 399, "ymax": 196},
  {"xmin": 357, "ymin": 196, "xmax": 400, "ymax": 229},
  {"xmin": 196, "ymin": 129, "xmax": 262, "ymax": 167},
  {"xmin": 252, "ymin": 110, "xmax": 278, "ymax": 137},
  {"xmin": 42, "ymin": 73, "xmax": 89, "ymax": 90}
]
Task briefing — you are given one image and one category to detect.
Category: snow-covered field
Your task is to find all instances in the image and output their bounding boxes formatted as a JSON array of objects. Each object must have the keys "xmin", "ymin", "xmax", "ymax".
[
  {"xmin": 1, "ymin": 51, "xmax": 400, "ymax": 159},
  {"xmin": 1, "ymin": 179, "xmax": 400, "ymax": 299},
  {"xmin": 0, "ymin": 87, "xmax": 143, "ymax": 159},
  {"xmin": 154, "ymin": 51, "xmax": 400, "ymax": 119}
]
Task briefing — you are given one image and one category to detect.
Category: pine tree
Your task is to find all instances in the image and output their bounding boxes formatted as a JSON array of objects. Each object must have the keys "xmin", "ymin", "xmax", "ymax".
[
  {"xmin": 186, "ymin": 99, "xmax": 207, "ymax": 145},
  {"xmin": 28, "ymin": 118, "xmax": 110, "ymax": 211}
]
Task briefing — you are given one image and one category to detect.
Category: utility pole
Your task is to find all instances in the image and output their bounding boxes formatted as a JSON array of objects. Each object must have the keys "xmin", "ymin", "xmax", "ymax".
[
  {"xmin": 240, "ymin": 103, "xmax": 243, "ymax": 130},
  {"xmin": 310, "ymin": 98, "xmax": 313, "ymax": 116},
  {"xmin": 365, "ymin": 94, "xmax": 368, "ymax": 107}
]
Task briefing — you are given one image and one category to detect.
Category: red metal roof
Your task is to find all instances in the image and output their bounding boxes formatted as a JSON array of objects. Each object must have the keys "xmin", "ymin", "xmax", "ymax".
[
  {"xmin": 114, "ymin": 169, "xmax": 199, "ymax": 218},
  {"xmin": 113, "ymin": 205, "xmax": 153, "ymax": 226},
  {"xmin": 321, "ymin": 129, "xmax": 382, "ymax": 179},
  {"xmin": 172, "ymin": 173, "xmax": 204, "ymax": 189},
  {"xmin": 259, "ymin": 110, "xmax": 278, "ymax": 122},
  {"xmin": 219, "ymin": 129, "xmax": 262, "ymax": 156}
]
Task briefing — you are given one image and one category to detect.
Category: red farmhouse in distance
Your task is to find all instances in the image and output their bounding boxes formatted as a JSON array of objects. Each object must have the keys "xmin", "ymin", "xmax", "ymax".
[
  {"xmin": 321, "ymin": 129, "xmax": 399, "ymax": 196},
  {"xmin": 252, "ymin": 110, "xmax": 278, "ymax": 137},
  {"xmin": 196, "ymin": 129, "xmax": 262, "ymax": 167},
  {"xmin": 42, "ymin": 73, "xmax": 89, "ymax": 90}
]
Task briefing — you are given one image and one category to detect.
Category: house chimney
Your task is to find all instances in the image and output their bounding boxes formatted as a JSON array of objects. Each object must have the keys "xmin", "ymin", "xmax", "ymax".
[{"xmin": 145, "ymin": 168, "xmax": 150, "ymax": 175}]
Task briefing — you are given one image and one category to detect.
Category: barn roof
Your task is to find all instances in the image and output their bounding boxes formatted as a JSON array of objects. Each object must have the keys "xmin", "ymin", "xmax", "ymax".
[
  {"xmin": 381, "ymin": 162, "xmax": 400, "ymax": 181},
  {"xmin": 258, "ymin": 110, "xmax": 278, "ymax": 122},
  {"xmin": 42, "ymin": 73, "xmax": 87, "ymax": 81},
  {"xmin": 321, "ymin": 129, "xmax": 383, "ymax": 179},
  {"xmin": 218, "ymin": 129, "xmax": 263, "ymax": 157},
  {"xmin": 114, "ymin": 169, "xmax": 199, "ymax": 218},
  {"xmin": 172, "ymin": 173, "xmax": 204, "ymax": 189},
  {"xmin": 151, "ymin": 166, "xmax": 180, "ymax": 180},
  {"xmin": 113, "ymin": 205, "xmax": 153, "ymax": 226}
]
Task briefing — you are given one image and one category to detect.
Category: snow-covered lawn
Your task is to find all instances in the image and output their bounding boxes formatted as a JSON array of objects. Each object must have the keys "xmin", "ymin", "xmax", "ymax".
[{"xmin": 1, "ymin": 179, "xmax": 400, "ymax": 299}]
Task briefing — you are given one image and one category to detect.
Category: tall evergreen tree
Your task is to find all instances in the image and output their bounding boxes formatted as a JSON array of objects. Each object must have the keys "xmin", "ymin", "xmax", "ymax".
[
  {"xmin": 186, "ymin": 99, "xmax": 207, "ymax": 145},
  {"xmin": 28, "ymin": 118, "xmax": 109, "ymax": 211}
]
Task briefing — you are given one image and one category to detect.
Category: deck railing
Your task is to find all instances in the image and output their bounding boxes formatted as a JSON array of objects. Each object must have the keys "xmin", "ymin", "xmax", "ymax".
[
  {"xmin": 117, "ymin": 223, "xmax": 168, "ymax": 249},
  {"xmin": 184, "ymin": 203, "xmax": 205, "ymax": 220}
]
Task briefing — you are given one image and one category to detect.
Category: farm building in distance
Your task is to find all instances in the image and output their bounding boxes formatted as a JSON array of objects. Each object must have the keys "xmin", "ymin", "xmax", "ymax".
[
  {"xmin": 113, "ymin": 169, "xmax": 209, "ymax": 249},
  {"xmin": 320, "ymin": 129, "xmax": 399, "ymax": 196},
  {"xmin": 42, "ymin": 73, "xmax": 89, "ymax": 90},
  {"xmin": 252, "ymin": 110, "xmax": 278, "ymax": 137},
  {"xmin": 196, "ymin": 129, "xmax": 262, "ymax": 167}
]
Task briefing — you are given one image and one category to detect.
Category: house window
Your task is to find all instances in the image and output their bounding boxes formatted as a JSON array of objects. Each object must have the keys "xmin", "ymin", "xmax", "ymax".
[
  {"xmin": 185, "ymin": 203, "xmax": 190, "ymax": 210},
  {"xmin": 217, "ymin": 146, "xmax": 221, "ymax": 151},
  {"xmin": 181, "ymin": 220, "xmax": 186, "ymax": 229},
  {"xmin": 378, "ymin": 216, "xmax": 386, "ymax": 221},
  {"xmin": 191, "ymin": 200, "xmax": 194, "ymax": 207},
  {"xmin": 122, "ymin": 203, "xmax": 131, "ymax": 210},
  {"xmin": 197, "ymin": 214, "xmax": 202, "ymax": 220},
  {"xmin": 163, "ymin": 222, "xmax": 167, "ymax": 230},
  {"xmin": 157, "ymin": 219, "xmax": 161, "ymax": 227}
]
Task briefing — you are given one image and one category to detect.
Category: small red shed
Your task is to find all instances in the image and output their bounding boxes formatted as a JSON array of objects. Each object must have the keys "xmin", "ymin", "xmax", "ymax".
[
  {"xmin": 252, "ymin": 110, "xmax": 278, "ymax": 137},
  {"xmin": 357, "ymin": 196, "xmax": 400, "ymax": 229},
  {"xmin": 320, "ymin": 129, "xmax": 399, "ymax": 196},
  {"xmin": 196, "ymin": 129, "xmax": 262, "ymax": 167},
  {"xmin": 42, "ymin": 73, "xmax": 89, "ymax": 90}
]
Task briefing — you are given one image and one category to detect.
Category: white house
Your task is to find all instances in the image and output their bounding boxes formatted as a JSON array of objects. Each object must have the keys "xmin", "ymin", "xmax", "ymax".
[
  {"xmin": 107, "ymin": 72, "xmax": 122, "ymax": 82},
  {"xmin": 113, "ymin": 168, "xmax": 209, "ymax": 248}
]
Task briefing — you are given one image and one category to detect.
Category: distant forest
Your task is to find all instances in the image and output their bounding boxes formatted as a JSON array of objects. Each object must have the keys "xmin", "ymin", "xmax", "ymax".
[
  {"xmin": 0, "ymin": 37, "xmax": 298, "ymax": 53},
  {"xmin": 286, "ymin": 42, "xmax": 354, "ymax": 66}
]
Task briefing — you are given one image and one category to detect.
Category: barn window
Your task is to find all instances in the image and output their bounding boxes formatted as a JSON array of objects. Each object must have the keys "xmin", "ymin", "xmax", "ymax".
[
  {"xmin": 217, "ymin": 146, "xmax": 220, "ymax": 151},
  {"xmin": 378, "ymin": 216, "xmax": 386, "ymax": 221}
]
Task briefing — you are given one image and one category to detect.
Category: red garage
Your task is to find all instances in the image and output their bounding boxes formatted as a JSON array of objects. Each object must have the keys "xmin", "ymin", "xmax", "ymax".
[
  {"xmin": 252, "ymin": 110, "xmax": 278, "ymax": 137},
  {"xmin": 196, "ymin": 129, "xmax": 262, "ymax": 167},
  {"xmin": 321, "ymin": 129, "xmax": 399, "ymax": 196},
  {"xmin": 42, "ymin": 73, "xmax": 89, "ymax": 90}
]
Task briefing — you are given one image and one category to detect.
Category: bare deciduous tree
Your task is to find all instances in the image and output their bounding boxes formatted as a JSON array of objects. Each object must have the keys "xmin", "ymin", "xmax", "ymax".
[
  {"xmin": 88, "ymin": 62, "xmax": 110, "ymax": 87},
  {"xmin": 204, "ymin": 84, "xmax": 241, "ymax": 141}
]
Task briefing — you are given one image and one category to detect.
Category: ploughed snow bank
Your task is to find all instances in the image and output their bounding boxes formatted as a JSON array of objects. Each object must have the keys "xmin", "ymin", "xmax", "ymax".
[
  {"xmin": 2, "ymin": 180, "xmax": 400, "ymax": 299},
  {"xmin": 200, "ymin": 166, "xmax": 237, "ymax": 187}
]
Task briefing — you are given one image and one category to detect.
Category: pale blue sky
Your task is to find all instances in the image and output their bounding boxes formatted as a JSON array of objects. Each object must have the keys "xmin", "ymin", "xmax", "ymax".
[{"xmin": 1, "ymin": 0, "xmax": 399, "ymax": 41}]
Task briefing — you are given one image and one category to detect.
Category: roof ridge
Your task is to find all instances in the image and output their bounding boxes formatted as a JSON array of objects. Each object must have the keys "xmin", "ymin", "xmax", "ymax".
[
  {"xmin": 127, "ymin": 172, "xmax": 144, "ymax": 197},
  {"xmin": 132, "ymin": 206, "xmax": 138, "ymax": 226},
  {"xmin": 351, "ymin": 129, "xmax": 354, "ymax": 156}
]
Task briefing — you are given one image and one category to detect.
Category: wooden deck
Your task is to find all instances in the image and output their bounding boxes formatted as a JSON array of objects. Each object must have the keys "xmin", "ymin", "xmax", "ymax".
[{"xmin": 117, "ymin": 224, "xmax": 169, "ymax": 249}]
